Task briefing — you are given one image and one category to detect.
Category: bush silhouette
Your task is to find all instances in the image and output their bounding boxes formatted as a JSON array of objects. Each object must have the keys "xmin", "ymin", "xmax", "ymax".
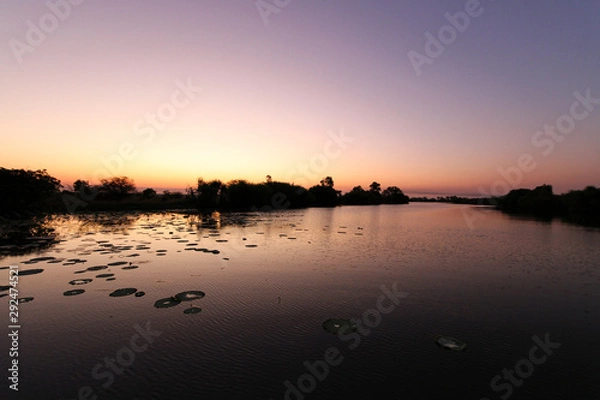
[
  {"xmin": 308, "ymin": 177, "xmax": 340, "ymax": 207},
  {"xmin": 0, "ymin": 168, "xmax": 62, "ymax": 215},
  {"xmin": 98, "ymin": 176, "xmax": 136, "ymax": 199}
]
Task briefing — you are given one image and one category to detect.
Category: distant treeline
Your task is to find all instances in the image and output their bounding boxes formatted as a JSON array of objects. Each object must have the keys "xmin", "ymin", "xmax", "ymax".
[
  {"xmin": 495, "ymin": 184, "xmax": 600, "ymax": 226},
  {"xmin": 0, "ymin": 168, "xmax": 408, "ymax": 215},
  {"xmin": 193, "ymin": 176, "xmax": 409, "ymax": 210},
  {"xmin": 1, "ymin": 168, "xmax": 598, "ymax": 226},
  {"xmin": 410, "ymin": 196, "xmax": 495, "ymax": 205}
]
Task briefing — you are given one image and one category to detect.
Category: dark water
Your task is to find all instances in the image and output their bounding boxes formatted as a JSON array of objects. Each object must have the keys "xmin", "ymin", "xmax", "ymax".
[{"xmin": 1, "ymin": 204, "xmax": 599, "ymax": 399}]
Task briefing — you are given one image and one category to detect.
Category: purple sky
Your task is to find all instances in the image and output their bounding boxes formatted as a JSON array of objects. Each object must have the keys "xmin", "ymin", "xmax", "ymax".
[{"xmin": 1, "ymin": 0, "xmax": 599, "ymax": 195}]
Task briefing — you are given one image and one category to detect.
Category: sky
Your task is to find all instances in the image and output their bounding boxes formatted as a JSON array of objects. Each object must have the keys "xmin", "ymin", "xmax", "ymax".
[{"xmin": 1, "ymin": 0, "xmax": 599, "ymax": 196}]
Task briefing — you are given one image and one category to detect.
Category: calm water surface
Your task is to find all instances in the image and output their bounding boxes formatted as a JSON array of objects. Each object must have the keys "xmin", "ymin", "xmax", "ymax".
[{"xmin": 1, "ymin": 203, "xmax": 599, "ymax": 399}]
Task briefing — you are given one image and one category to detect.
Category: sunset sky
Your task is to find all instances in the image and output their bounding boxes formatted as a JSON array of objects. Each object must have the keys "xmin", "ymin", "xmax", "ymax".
[{"xmin": 1, "ymin": 1, "xmax": 599, "ymax": 196}]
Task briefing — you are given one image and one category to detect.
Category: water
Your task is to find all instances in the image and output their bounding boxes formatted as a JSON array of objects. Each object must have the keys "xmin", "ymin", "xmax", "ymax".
[{"xmin": 1, "ymin": 204, "xmax": 599, "ymax": 399}]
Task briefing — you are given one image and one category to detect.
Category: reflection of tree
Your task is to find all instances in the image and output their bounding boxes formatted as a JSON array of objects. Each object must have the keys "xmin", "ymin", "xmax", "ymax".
[
  {"xmin": 184, "ymin": 211, "xmax": 250, "ymax": 230},
  {"xmin": 0, "ymin": 215, "xmax": 59, "ymax": 256},
  {"xmin": 75, "ymin": 212, "xmax": 140, "ymax": 234}
]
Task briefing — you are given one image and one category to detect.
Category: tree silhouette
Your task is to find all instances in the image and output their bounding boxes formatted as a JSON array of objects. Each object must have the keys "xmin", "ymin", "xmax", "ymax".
[
  {"xmin": 369, "ymin": 181, "xmax": 381, "ymax": 194},
  {"xmin": 99, "ymin": 176, "xmax": 136, "ymax": 199},
  {"xmin": 382, "ymin": 186, "xmax": 409, "ymax": 204},
  {"xmin": 141, "ymin": 188, "xmax": 157, "ymax": 199},
  {"xmin": 320, "ymin": 176, "xmax": 334, "ymax": 188},
  {"xmin": 197, "ymin": 178, "xmax": 223, "ymax": 209},
  {"xmin": 0, "ymin": 168, "xmax": 62, "ymax": 214},
  {"xmin": 309, "ymin": 177, "xmax": 340, "ymax": 207},
  {"xmin": 73, "ymin": 179, "xmax": 91, "ymax": 193}
]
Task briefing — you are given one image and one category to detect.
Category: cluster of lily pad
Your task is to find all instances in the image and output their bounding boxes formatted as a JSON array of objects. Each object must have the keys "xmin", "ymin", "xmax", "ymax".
[{"xmin": 154, "ymin": 290, "xmax": 205, "ymax": 314}]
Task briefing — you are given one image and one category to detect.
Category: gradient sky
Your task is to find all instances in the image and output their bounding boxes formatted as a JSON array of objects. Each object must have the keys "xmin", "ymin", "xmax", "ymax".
[{"xmin": 1, "ymin": 0, "xmax": 599, "ymax": 196}]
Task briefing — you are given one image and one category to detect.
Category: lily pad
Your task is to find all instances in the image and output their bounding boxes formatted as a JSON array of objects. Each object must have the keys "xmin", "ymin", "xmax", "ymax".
[
  {"xmin": 96, "ymin": 273, "xmax": 114, "ymax": 278},
  {"xmin": 69, "ymin": 279, "xmax": 93, "ymax": 285},
  {"xmin": 107, "ymin": 261, "xmax": 128, "ymax": 266},
  {"xmin": 134, "ymin": 291, "xmax": 145, "ymax": 297},
  {"xmin": 109, "ymin": 288, "xmax": 138, "ymax": 297},
  {"xmin": 174, "ymin": 290, "xmax": 205, "ymax": 301},
  {"xmin": 121, "ymin": 265, "xmax": 139, "ymax": 270},
  {"xmin": 0, "ymin": 285, "xmax": 11, "ymax": 292},
  {"xmin": 19, "ymin": 268, "xmax": 44, "ymax": 276},
  {"xmin": 87, "ymin": 265, "xmax": 108, "ymax": 272},
  {"xmin": 322, "ymin": 318, "xmax": 357, "ymax": 335},
  {"xmin": 435, "ymin": 336, "xmax": 467, "ymax": 352},
  {"xmin": 64, "ymin": 289, "xmax": 85, "ymax": 296},
  {"xmin": 18, "ymin": 297, "xmax": 34, "ymax": 303},
  {"xmin": 183, "ymin": 306, "xmax": 202, "ymax": 314},
  {"xmin": 154, "ymin": 297, "xmax": 181, "ymax": 308},
  {"xmin": 29, "ymin": 256, "xmax": 56, "ymax": 262}
]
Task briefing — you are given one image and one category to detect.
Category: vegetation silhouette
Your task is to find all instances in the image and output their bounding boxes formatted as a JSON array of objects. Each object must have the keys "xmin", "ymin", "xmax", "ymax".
[
  {"xmin": 307, "ymin": 176, "xmax": 341, "ymax": 207},
  {"xmin": 1, "ymin": 167, "xmax": 597, "ymax": 227},
  {"xmin": 98, "ymin": 176, "xmax": 136, "ymax": 199},
  {"xmin": 195, "ymin": 177, "xmax": 311, "ymax": 211},
  {"xmin": 410, "ymin": 195, "xmax": 495, "ymax": 205},
  {"xmin": 341, "ymin": 182, "xmax": 409, "ymax": 205},
  {"xmin": 495, "ymin": 184, "xmax": 600, "ymax": 226},
  {"xmin": 0, "ymin": 168, "xmax": 62, "ymax": 217},
  {"xmin": 0, "ymin": 214, "xmax": 61, "ymax": 256},
  {"xmin": 141, "ymin": 188, "xmax": 157, "ymax": 199}
]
